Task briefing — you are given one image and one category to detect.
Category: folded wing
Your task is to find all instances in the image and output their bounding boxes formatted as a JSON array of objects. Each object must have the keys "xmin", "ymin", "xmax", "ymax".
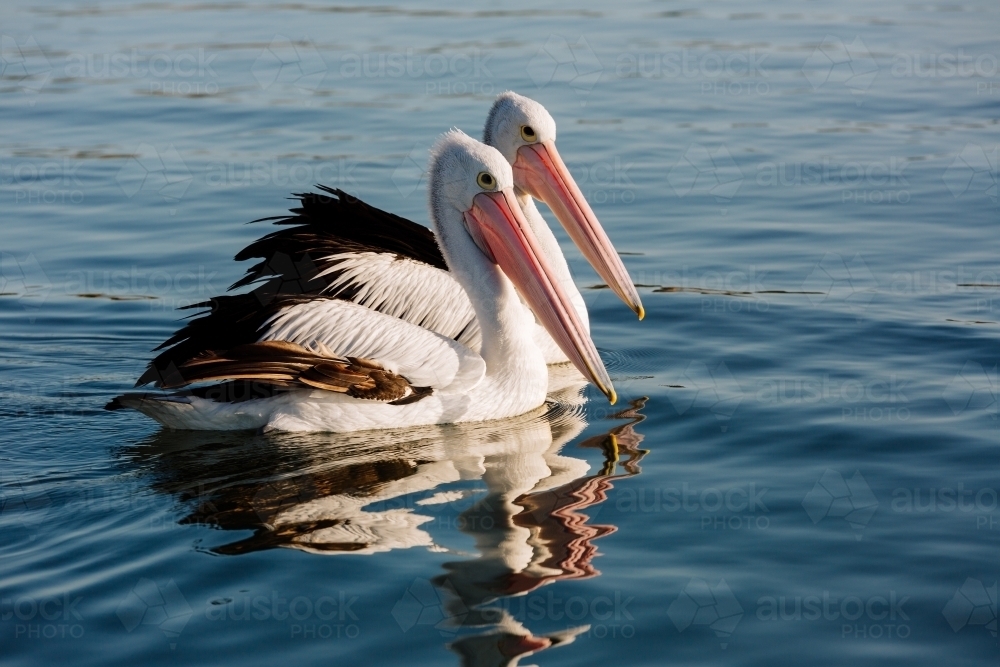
[
  {"xmin": 139, "ymin": 296, "xmax": 485, "ymax": 400},
  {"xmin": 232, "ymin": 186, "xmax": 481, "ymax": 350}
]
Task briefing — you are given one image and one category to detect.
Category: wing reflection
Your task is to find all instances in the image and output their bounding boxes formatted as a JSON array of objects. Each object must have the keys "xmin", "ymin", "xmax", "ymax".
[{"xmin": 123, "ymin": 381, "xmax": 647, "ymax": 666}]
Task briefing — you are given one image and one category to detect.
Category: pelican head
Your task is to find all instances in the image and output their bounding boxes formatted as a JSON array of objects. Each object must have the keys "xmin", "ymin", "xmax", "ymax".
[
  {"xmin": 483, "ymin": 91, "xmax": 644, "ymax": 320},
  {"xmin": 429, "ymin": 130, "xmax": 615, "ymax": 403}
]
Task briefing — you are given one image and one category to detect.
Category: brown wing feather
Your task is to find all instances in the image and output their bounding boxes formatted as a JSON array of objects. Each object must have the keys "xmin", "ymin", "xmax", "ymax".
[{"xmin": 164, "ymin": 340, "xmax": 428, "ymax": 404}]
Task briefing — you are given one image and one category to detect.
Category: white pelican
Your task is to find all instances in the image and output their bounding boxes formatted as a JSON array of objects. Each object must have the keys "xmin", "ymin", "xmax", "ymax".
[
  {"xmin": 223, "ymin": 92, "xmax": 642, "ymax": 365},
  {"xmin": 109, "ymin": 131, "xmax": 617, "ymax": 432}
]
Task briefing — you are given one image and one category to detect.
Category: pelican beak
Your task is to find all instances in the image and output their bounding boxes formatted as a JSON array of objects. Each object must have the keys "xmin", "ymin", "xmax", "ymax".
[
  {"xmin": 465, "ymin": 189, "xmax": 616, "ymax": 404},
  {"xmin": 513, "ymin": 140, "xmax": 644, "ymax": 320}
]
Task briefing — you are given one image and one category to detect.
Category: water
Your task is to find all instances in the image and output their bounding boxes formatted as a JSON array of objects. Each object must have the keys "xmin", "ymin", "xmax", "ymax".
[{"xmin": 1, "ymin": 0, "xmax": 998, "ymax": 664}]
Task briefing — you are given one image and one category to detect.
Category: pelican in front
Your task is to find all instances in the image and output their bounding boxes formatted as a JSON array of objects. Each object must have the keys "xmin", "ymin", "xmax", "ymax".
[
  {"xmin": 224, "ymin": 92, "xmax": 643, "ymax": 366},
  {"xmin": 108, "ymin": 132, "xmax": 616, "ymax": 432}
]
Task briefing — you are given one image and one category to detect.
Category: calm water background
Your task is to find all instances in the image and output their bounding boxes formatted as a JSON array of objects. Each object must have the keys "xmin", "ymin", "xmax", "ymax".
[{"xmin": 1, "ymin": 0, "xmax": 998, "ymax": 665}]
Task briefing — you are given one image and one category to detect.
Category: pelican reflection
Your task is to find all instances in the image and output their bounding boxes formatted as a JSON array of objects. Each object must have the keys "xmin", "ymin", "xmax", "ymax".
[{"xmin": 123, "ymin": 381, "xmax": 646, "ymax": 666}]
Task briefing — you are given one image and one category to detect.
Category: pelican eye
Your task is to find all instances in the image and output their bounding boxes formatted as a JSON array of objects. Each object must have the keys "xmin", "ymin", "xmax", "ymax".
[
  {"xmin": 476, "ymin": 171, "xmax": 496, "ymax": 190},
  {"xmin": 520, "ymin": 125, "xmax": 537, "ymax": 142}
]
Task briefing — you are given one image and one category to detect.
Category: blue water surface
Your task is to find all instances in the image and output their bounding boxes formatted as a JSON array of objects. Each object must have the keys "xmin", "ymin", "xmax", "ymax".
[{"xmin": 1, "ymin": 1, "xmax": 998, "ymax": 665}]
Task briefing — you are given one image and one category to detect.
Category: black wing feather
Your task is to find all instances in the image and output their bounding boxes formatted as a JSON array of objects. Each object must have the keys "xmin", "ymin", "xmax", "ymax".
[
  {"xmin": 231, "ymin": 186, "xmax": 446, "ymax": 292},
  {"xmin": 137, "ymin": 188, "xmax": 457, "ymax": 394}
]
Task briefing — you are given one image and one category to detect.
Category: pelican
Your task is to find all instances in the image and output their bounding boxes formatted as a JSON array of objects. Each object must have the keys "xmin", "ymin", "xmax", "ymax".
[
  {"xmin": 220, "ymin": 92, "xmax": 642, "ymax": 366},
  {"xmin": 108, "ymin": 131, "xmax": 617, "ymax": 432}
]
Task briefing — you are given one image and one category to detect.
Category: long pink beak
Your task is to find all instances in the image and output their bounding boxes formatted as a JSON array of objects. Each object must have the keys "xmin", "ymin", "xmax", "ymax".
[
  {"xmin": 465, "ymin": 189, "xmax": 616, "ymax": 404},
  {"xmin": 513, "ymin": 140, "xmax": 644, "ymax": 320}
]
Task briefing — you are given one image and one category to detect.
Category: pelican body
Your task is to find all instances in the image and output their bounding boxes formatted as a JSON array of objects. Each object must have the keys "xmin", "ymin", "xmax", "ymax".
[
  {"xmin": 109, "ymin": 132, "xmax": 617, "ymax": 432},
  {"xmin": 208, "ymin": 93, "xmax": 642, "ymax": 365}
]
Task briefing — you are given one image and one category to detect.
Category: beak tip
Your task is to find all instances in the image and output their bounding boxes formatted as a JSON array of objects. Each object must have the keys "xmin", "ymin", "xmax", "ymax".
[
  {"xmin": 636, "ymin": 304, "xmax": 645, "ymax": 321},
  {"xmin": 608, "ymin": 388, "xmax": 617, "ymax": 405}
]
